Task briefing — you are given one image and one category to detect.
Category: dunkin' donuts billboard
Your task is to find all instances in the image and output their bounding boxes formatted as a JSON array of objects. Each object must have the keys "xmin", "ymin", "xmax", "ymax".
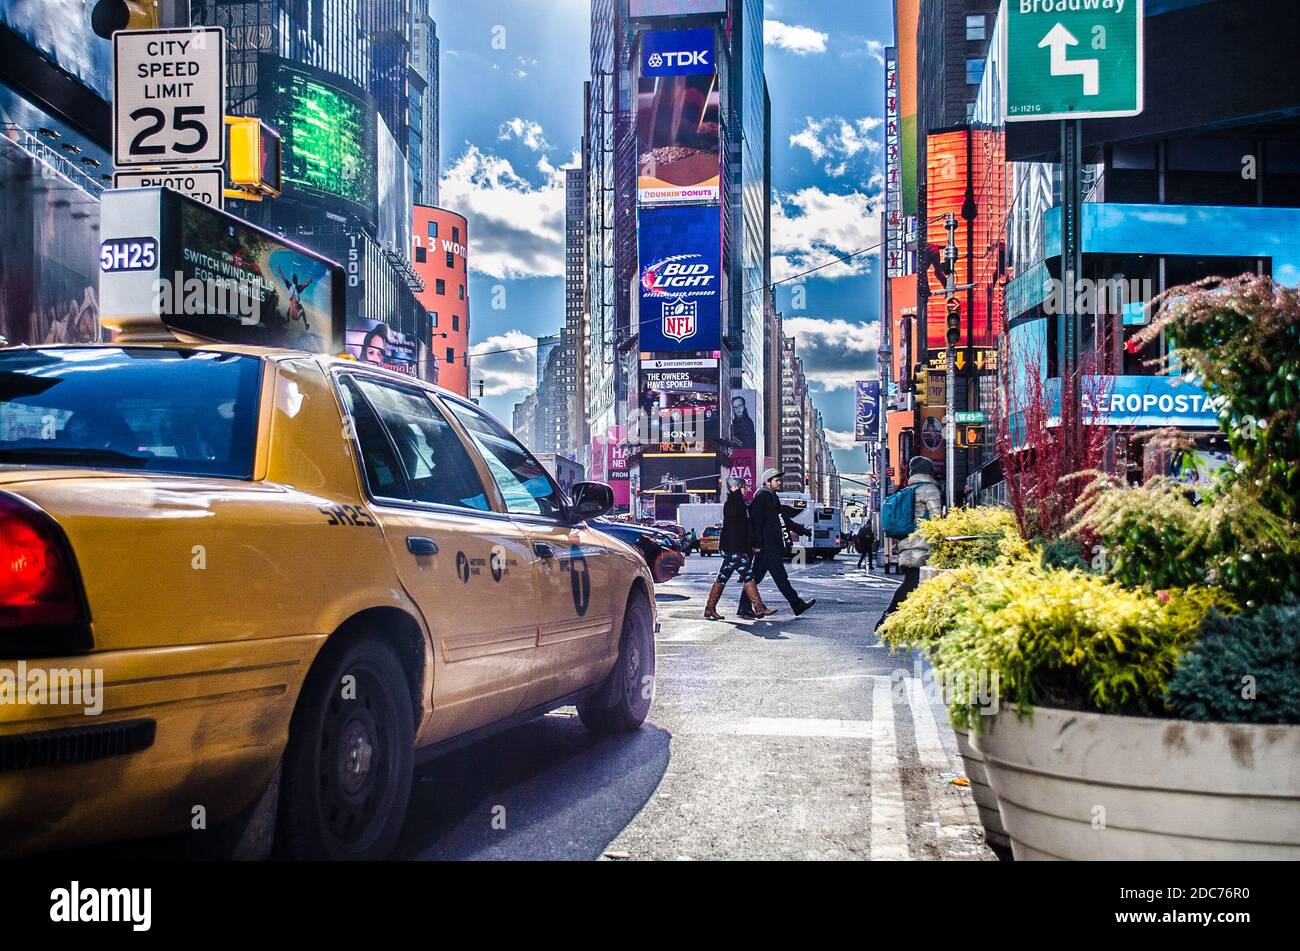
[{"xmin": 636, "ymin": 29, "xmax": 720, "ymax": 205}]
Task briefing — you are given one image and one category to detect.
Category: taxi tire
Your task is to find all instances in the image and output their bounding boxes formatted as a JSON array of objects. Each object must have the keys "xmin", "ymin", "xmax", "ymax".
[
  {"xmin": 577, "ymin": 592, "xmax": 655, "ymax": 733},
  {"xmin": 278, "ymin": 635, "xmax": 415, "ymax": 860}
]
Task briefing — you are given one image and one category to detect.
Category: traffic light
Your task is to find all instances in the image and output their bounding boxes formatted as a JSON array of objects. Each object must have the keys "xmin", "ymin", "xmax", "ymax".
[
  {"xmin": 225, "ymin": 118, "xmax": 283, "ymax": 201},
  {"xmin": 91, "ymin": 0, "xmax": 160, "ymax": 39},
  {"xmin": 945, "ymin": 296, "xmax": 962, "ymax": 347},
  {"xmin": 957, "ymin": 425, "xmax": 986, "ymax": 449}
]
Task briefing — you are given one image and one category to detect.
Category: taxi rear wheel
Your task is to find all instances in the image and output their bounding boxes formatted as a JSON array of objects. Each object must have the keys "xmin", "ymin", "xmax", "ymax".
[
  {"xmin": 278, "ymin": 635, "xmax": 414, "ymax": 860},
  {"xmin": 577, "ymin": 592, "xmax": 655, "ymax": 733}
]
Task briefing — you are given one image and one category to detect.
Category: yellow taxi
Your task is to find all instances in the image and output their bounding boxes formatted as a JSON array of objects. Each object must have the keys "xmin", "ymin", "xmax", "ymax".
[
  {"xmin": 699, "ymin": 524, "xmax": 722, "ymax": 556},
  {"xmin": 0, "ymin": 339, "xmax": 656, "ymax": 859}
]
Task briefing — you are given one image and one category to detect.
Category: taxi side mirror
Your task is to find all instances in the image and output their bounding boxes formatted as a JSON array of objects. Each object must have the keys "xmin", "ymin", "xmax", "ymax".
[{"xmin": 569, "ymin": 481, "xmax": 615, "ymax": 523}]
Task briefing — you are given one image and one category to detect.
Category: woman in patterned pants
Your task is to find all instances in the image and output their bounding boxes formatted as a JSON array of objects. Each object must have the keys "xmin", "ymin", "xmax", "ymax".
[{"xmin": 705, "ymin": 477, "xmax": 775, "ymax": 620}]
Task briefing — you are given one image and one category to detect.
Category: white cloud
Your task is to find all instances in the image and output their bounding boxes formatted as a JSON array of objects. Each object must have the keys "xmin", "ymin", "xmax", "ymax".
[
  {"xmin": 864, "ymin": 39, "xmax": 886, "ymax": 65},
  {"xmin": 783, "ymin": 316, "xmax": 880, "ymax": 353},
  {"xmin": 825, "ymin": 429, "xmax": 859, "ymax": 451},
  {"xmin": 789, "ymin": 116, "xmax": 882, "ymax": 176},
  {"xmin": 497, "ymin": 117, "xmax": 551, "ymax": 152},
  {"xmin": 439, "ymin": 144, "xmax": 567, "ymax": 280},
  {"xmin": 469, "ymin": 330, "xmax": 537, "ymax": 398},
  {"xmin": 764, "ymin": 19, "xmax": 828, "ymax": 55},
  {"xmin": 782, "ymin": 317, "xmax": 879, "ymax": 393},
  {"xmin": 770, "ymin": 186, "xmax": 882, "ymax": 282},
  {"xmin": 805, "ymin": 370, "xmax": 875, "ymax": 392}
]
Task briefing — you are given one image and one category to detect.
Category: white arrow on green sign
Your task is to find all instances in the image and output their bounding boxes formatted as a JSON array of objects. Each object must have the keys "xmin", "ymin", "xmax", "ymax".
[{"xmin": 1004, "ymin": 0, "xmax": 1143, "ymax": 122}]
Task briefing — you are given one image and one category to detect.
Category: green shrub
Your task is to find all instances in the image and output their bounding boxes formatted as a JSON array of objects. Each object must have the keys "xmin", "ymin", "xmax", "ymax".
[
  {"xmin": 1141, "ymin": 275, "xmax": 1300, "ymax": 520},
  {"xmin": 1071, "ymin": 476, "xmax": 1300, "ymax": 607},
  {"xmin": 917, "ymin": 506, "xmax": 1029, "ymax": 568},
  {"xmin": 1037, "ymin": 536, "xmax": 1089, "ymax": 571},
  {"xmin": 932, "ymin": 561, "xmax": 1236, "ymax": 730},
  {"xmin": 1166, "ymin": 604, "xmax": 1300, "ymax": 724},
  {"xmin": 877, "ymin": 565, "xmax": 981, "ymax": 658},
  {"xmin": 1070, "ymin": 477, "xmax": 1202, "ymax": 589}
]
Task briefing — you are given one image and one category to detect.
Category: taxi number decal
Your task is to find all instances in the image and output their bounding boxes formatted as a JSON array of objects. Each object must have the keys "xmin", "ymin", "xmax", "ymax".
[{"xmin": 319, "ymin": 505, "xmax": 375, "ymax": 527}]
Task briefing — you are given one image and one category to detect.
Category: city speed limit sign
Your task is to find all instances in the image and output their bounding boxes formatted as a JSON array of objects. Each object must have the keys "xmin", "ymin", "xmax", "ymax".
[{"xmin": 113, "ymin": 27, "xmax": 225, "ymax": 168}]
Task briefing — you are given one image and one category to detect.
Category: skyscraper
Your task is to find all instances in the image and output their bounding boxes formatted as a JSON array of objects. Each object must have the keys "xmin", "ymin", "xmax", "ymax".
[
  {"xmin": 583, "ymin": 0, "xmax": 630, "ymax": 462},
  {"xmin": 410, "ymin": 2, "xmax": 440, "ymax": 206},
  {"xmin": 196, "ymin": 0, "xmax": 430, "ymax": 378},
  {"xmin": 565, "ymin": 165, "xmax": 589, "ymax": 458},
  {"xmin": 587, "ymin": 0, "xmax": 770, "ymax": 517}
]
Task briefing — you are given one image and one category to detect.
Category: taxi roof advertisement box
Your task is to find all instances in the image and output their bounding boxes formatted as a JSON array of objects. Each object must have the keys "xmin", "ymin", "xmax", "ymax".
[
  {"xmin": 99, "ymin": 188, "xmax": 345, "ymax": 352},
  {"xmin": 637, "ymin": 204, "xmax": 722, "ymax": 351}
]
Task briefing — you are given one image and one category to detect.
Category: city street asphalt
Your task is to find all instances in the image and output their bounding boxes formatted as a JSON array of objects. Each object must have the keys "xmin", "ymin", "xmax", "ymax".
[
  {"xmin": 398, "ymin": 551, "xmax": 995, "ymax": 861},
  {"xmin": 54, "ymin": 551, "xmax": 995, "ymax": 862}
]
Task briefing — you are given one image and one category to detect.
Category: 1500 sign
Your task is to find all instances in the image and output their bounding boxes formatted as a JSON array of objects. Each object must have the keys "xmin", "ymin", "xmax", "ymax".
[{"xmin": 113, "ymin": 28, "xmax": 226, "ymax": 168}]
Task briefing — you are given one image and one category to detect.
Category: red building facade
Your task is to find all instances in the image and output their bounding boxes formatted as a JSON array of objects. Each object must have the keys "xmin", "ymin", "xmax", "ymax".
[{"xmin": 412, "ymin": 205, "xmax": 470, "ymax": 396}]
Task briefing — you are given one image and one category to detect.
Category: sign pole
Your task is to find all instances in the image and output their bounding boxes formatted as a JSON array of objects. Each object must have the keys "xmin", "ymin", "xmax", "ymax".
[{"xmin": 1061, "ymin": 117, "xmax": 1083, "ymax": 437}]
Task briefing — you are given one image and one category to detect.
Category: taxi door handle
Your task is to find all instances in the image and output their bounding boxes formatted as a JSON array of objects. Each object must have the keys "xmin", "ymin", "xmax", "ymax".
[
  {"xmin": 406, "ymin": 536, "xmax": 439, "ymax": 556},
  {"xmin": 533, "ymin": 542, "xmax": 556, "ymax": 560}
]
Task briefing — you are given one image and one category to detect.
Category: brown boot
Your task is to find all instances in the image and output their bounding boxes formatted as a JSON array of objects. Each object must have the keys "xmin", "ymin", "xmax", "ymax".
[
  {"xmin": 703, "ymin": 582, "xmax": 725, "ymax": 620},
  {"xmin": 744, "ymin": 581, "xmax": 777, "ymax": 618}
]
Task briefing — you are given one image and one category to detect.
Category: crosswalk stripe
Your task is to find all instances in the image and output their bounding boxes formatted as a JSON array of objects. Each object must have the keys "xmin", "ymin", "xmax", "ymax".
[
  {"xmin": 904, "ymin": 676, "xmax": 952, "ymax": 774},
  {"xmin": 869, "ymin": 677, "xmax": 911, "ymax": 860}
]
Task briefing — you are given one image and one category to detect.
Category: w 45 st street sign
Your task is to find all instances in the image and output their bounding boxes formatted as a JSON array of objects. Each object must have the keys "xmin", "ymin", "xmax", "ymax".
[{"xmin": 1004, "ymin": 0, "xmax": 1144, "ymax": 122}]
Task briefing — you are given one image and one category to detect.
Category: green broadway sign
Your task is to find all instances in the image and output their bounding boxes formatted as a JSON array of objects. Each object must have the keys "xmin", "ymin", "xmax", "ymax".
[{"xmin": 1004, "ymin": 0, "xmax": 1143, "ymax": 122}]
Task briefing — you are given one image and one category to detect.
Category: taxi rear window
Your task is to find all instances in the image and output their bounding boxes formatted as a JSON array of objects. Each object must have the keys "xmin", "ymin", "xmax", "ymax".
[{"xmin": 0, "ymin": 347, "xmax": 261, "ymax": 478}]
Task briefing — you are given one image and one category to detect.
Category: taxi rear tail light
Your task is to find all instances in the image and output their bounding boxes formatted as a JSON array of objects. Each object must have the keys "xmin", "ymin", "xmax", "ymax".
[{"xmin": 0, "ymin": 492, "xmax": 91, "ymax": 655}]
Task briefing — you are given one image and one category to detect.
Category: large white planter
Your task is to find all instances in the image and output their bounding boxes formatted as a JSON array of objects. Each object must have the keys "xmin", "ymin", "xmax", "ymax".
[
  {"xmin": 973, "ymin": 706, "xmax": 1300, "ymax": 860},
  {"xmin": 951, "ymin": 724, "xmax": 1010, "ymax": 850}
]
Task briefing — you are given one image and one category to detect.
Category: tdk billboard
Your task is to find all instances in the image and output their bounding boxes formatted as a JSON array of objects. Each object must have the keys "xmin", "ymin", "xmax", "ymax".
[
  {"xmin": 642, "ymin": 28, "xmax": 715, "ymax": 77},
  {"xmin": 638, "ymin": 204, "xmax": 722, "ymax": 352}
]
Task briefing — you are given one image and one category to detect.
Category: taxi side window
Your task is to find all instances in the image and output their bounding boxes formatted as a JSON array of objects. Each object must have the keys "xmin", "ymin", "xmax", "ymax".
[
  {"xmin": 351, "ymin": 377, "xmax": 491, "ymax": 511},
  {"xmin": 338, "ymin": 376, "xmax": 410, "ymax": 499},
  {"xmin": 444, "ymin": 400, "xmax": 565, "ymax": 519}
]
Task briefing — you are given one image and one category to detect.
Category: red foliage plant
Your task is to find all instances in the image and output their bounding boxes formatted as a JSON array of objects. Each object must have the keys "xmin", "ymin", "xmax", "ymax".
[{"xmin": 995, "ymin": 335, "xmax": 1114, "ymax": 542}]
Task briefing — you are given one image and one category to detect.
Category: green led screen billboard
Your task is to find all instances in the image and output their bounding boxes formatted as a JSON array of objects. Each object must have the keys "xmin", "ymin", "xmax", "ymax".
[{"xmin": 259, "ymin": 57, "xmax": 377, "ymax": 224}]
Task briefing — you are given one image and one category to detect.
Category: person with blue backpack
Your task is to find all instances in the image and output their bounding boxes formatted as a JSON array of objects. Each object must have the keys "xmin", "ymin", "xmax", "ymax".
[{"xmin": 875, "ymin": 455, "xmax": 944, "ymax": 630}]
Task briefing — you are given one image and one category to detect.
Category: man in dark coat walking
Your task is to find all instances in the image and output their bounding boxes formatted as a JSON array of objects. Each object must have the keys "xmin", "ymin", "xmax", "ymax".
[
  {"xmin": 738, "ymin": 468, "xmax": 816, "ymax": 619},
  {"xmin": 854, "ymin": 521, "xmax": 876, "ymax": 570}
]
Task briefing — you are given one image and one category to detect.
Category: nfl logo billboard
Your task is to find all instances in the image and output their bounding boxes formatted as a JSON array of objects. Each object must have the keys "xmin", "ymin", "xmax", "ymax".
[
  {"xmin": 638, "ymin": 205, "xmax": 721, "ymax": 352},
  {"xmin": 661, "ymin": 297, "xmax": 697, "ymax": 342}
]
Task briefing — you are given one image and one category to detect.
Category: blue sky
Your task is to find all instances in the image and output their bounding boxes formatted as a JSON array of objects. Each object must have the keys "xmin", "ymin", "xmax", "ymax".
[{"xmin": 433, "ymin": 0, "xmax": 893, "ymax": 476}]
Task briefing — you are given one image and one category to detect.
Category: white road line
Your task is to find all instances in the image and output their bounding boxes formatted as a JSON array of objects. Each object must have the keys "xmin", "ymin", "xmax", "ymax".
[
  {"xmin": 901, "ymin": 675, "xmax": 989, "ymax": 859},
  {"xmin": 904, "ymin": 676, "xmax": 952, "ymax": 773},
  {"xmin": 870, "ymin": 676, "xmax": 910, "ymax": 860}
]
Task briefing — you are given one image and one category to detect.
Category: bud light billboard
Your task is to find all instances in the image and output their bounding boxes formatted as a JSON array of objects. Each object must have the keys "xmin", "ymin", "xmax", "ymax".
[{"xmin": 638, "ymin": 205, "xmax": 721, "ymax": 352}]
